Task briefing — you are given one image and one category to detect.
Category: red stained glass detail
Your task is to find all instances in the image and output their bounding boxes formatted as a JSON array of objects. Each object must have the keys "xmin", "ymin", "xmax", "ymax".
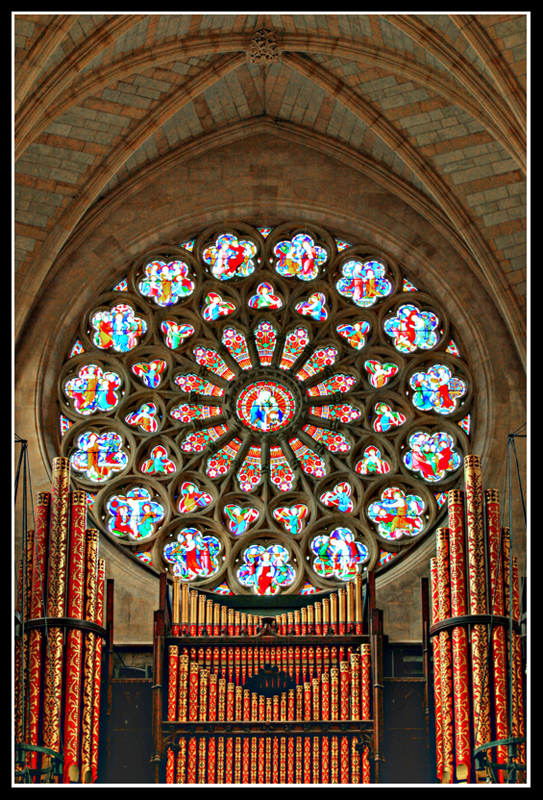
[
  {"xmin": 237, "ymin": 445, "xmax": 262, "ymax": 491},
  {"xmin": 296, "ymin": 347, "xmax": 338, "ymax": 381},
  {"xmin": 279, "ymin": 328, "xmax": 310, "ymax": 370},
  {"xmin": 309, "ymin": 404, "xmax": 361, "ymax": 423},
  {"xmin": 174, "ymin": 374, "xmax": 224, "ymax": 396},
  {"xmin": 193, "ymin": 346, "xmax": 235, "ymax": 381},
  {"xmin": 222, "ymin": 327, "xmax": 252, "ymax": 370},
  {"xmin": 170, "ymin": 404, "xmax": 222, "ymax": 424},
  {"xmin": 254, "ymin": 321, "xmax": 277, "ymax": 366},
  {"xmin": 302, "ymin": 424, "xmax": 350, "ymax": 453},
  {"xmin": 269, "ymin": 445, "xmax": 295, "ymax": 492},
  {"xmin": 179, "ymin": 424, "xmax": 229, "ymax": 453},
  {"xmin": 288, "ymin": 437, "xmax": 327, "ymax": 477},
  {"xmin": 306, "ymin": 374, "xmax": 356, "ymax": 397},
  {"xmin": 206, "ymin": 438, "xmax": 243, "ymax": 477}
]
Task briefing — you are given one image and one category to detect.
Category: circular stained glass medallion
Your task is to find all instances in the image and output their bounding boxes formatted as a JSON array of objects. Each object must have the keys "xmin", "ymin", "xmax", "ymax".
[{"xmin": 236, "ymin": 380, "xmax": 296, "ymax": 433}]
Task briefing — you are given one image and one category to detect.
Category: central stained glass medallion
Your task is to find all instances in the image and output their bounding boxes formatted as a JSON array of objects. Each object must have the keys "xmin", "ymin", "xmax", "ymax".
[{"xmin": 236, "ymin": 380, "xmax": 296, "ymax": 433}]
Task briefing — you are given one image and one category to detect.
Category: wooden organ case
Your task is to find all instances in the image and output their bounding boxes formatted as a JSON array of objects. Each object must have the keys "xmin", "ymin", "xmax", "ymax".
[{"xmin": 151, "ymin": 571, "xmax": 384, "ymax": 784}]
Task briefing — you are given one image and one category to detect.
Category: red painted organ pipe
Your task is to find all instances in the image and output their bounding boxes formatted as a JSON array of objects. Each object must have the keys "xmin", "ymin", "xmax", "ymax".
[
  {"xmin": 14, "ymin": 457, "xmax": 110, "ymax": 784},
  {"xmin": 430, "ymin": 456, "xmax": 525, "ymax": 784}
]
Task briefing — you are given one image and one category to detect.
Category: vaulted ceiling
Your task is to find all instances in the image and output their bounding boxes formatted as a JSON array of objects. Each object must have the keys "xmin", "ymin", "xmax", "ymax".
[{"xmin": 15, "ymin": 13, "xmax": 526, "ymax": 360}]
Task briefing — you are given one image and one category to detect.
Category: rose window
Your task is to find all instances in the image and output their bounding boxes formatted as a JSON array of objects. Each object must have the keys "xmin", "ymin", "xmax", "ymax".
[{"xmin": 57, "ymin": 222, "xmax": 473, "ymax": 594}]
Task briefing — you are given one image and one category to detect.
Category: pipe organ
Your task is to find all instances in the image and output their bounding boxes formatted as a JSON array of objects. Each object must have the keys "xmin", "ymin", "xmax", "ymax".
[
  {"xmin": 14, "ymin": 450, "xmax": 525, "ymax": 783},
  {"xmin": 152, "ymin": 572, "xmax": 383, "ymax": 784},
  {"xmin": 14, "ymin": 457, "xmax": 112, "ymax": 784},
  {"xmin": 428, "ymin": 455, "xmax": 525, "ymax": 784}
]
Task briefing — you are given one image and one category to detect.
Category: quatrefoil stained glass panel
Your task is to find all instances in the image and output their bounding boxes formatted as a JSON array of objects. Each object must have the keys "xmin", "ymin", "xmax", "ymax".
[{"xmin": 58, "ymin": 222, "xmax": 473, "ymax": 594}]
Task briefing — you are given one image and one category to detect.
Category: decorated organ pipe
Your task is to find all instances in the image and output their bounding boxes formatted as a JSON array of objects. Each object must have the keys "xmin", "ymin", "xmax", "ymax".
[
  {"xmin": 428, "ymin": 456, "xmax": 525, "ymax": 784},
  {"xmin": 14, "ymin": 457, "xmax": 112, "ymax": 784}
]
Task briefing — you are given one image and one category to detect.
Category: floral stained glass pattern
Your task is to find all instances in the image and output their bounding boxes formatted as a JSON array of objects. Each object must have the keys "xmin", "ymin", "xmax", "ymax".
[
  {"xmin": 193, "ymin": 346, "xmax": 235, "ymax": 381},
  {"xmin": 170, "ymin": 403, "xmax": 222, "ymax": 424},
  {"xmin": 254, "ymin": 321, "xmax": 277, "ymax": 366},
  {"xmin": 288, "ymin": 438, "xmax": 326, "ymax": 478},
  {"xmin": 269, "ymin": 446, "xmax": 295, "ymax": 492},
  {"xmin": 179, "ymin": 424, "xmax": 228, "ymax": 453},
  {"xmin": 336, "ymin": 259, "xmax": 392, "ymax": 307},
  {"xmin": 206, "ymin": 438, "xmax": 243, "ymax": 478},
  {"xmin": 302, "ymin": 425, "xmax": 350, "ymax": 453},
  {"xmin": 64, "ymin": 364, "xmax": 122, "ymax": 415},
  {"xmin": 60, "ymin": 221, "xmax": 473, "ymax": 591},
  {"xmin": 296, "ymin": 347, "xmax": 338, "ymax": 381},
  {"xmin": 279, "ymin": 328, "xmax": 310, "ymax": 370},
  {"xmin": 309, "ymin": 404, "xmax": 362, "ymax": 423},
  {"xmin": 222, "ymin": 328, "xmax": 252, "ymax": 370},
  {"xmin": 306, "ymin": 374, "xmax": 356, "ymax": 397},
  {"xmin": 237, "ymin": 445, "xmax": 262, "ymax": 491},
  {"xmin": 174, "ymin": 374, "xmax": 224, "ymax": 396}
]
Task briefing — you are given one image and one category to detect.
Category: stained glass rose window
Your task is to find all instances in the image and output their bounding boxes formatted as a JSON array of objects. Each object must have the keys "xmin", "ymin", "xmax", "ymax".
[{"xmin": 58, "ymin": 222, "xmax": 472, "ymax": 593}]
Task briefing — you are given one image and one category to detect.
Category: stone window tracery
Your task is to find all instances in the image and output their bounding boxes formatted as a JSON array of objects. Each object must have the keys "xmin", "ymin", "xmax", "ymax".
[{"xmin": 57, "ymin": 221, "xmax": 473, "ymax": 595}]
